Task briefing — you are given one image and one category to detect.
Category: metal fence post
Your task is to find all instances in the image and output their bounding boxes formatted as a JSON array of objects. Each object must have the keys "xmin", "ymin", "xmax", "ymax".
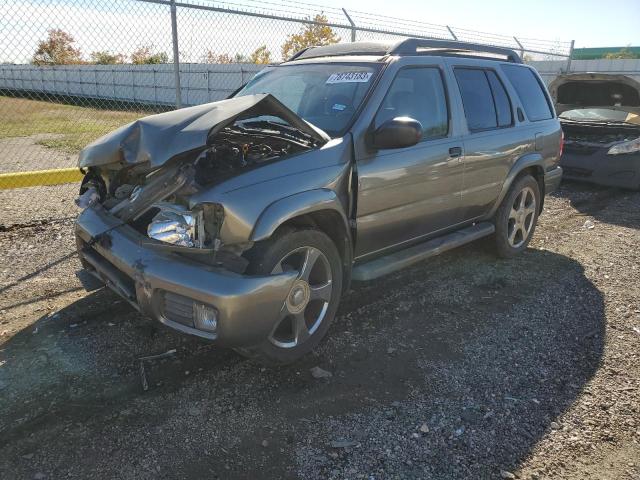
[
  {"xmin": 170, "ymin": 0, "xmax": 182, "ymax": 109},
  {"xmin": 513, "ymin": 36, "xmax": 525, "ymax": 61},
  {"xmin": 446, "ymin": 26, "xmax": 457, "ymax": 40},
  {"xmin": 342, "ymin": 8, "xmax": 356, "ymax": 42},
  {"xmin": 565, "ymin": 39, "xmax": 575, "ymax": 73}
]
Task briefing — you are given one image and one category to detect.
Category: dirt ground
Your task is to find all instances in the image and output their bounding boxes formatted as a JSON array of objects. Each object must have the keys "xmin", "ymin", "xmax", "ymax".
[{"xmin": 0, "ymin": 182, "xmax": 638, "ymax": 480}]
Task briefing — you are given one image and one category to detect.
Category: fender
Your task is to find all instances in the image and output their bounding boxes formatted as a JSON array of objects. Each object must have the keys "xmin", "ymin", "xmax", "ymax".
[
  {"xmin": 250, "ymin": 188, "xmax": 350, "ymax": 242},
  {"xmin": 487, "ymin": 152, "xmax": 545, "ymax": 218}
]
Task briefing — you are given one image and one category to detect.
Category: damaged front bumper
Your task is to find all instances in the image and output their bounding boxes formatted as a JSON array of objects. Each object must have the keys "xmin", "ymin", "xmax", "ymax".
[
  {"xmin": 561, "ymin": 151, "xmax": 640, "ymax": 189},
  {"xmin": 75, "ymin": 205, "xmax": 296, "ymax": 346}
]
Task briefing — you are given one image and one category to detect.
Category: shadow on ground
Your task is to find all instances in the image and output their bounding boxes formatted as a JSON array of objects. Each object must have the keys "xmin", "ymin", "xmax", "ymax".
[
  {"xmin": 559, "ymin": 180, "xmax": 640, "ymax": 230},
  {"xmin": 0, "ymin": 242, "xmax": 605, "ymax": 479}
]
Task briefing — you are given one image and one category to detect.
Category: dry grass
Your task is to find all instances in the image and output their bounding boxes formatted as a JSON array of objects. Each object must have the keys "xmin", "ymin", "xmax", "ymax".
[{"xmin": 0, "ymin": 96, "xmax": 147, "ymax": 153}]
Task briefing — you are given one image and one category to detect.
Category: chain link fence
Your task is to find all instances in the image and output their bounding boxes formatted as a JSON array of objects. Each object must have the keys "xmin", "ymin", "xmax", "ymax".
[{"xmin": 0, "ymin": 0, "xmax": 573, "ymax": 228}]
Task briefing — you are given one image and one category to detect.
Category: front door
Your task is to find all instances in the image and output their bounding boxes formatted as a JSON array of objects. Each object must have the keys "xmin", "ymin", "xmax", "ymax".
[{"xmin": 355, "ymin": 66, "xmax": 465, "ymax": 259}]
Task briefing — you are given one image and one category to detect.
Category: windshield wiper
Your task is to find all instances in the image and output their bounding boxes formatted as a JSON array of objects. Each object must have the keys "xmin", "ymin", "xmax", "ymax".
[
  {"xmin": 224, "ymin": 123, "xmax": 317, "ymax": 149},
  {"xmin": 238, "ymin": 120, "xmax": 318, "ymax": 143}
]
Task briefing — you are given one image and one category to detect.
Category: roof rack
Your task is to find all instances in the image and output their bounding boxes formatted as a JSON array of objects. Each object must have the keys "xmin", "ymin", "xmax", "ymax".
[
  {"xmin": 289, "ymin": 38, "xmax": 522, "ymax": 64},
  {"xmin": 391, "ymin": 39, "xmax": 522, "ymax": 63}
]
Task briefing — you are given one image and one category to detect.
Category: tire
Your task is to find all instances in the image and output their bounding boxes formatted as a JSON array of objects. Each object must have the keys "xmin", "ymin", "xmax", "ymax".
[
  {"xmin": 493, "ymin": 174, "xmax": 541, "ymax": 258},
  {"xmin": 236, "ymin": 228, "xmax": 343, "ymax": 365}
]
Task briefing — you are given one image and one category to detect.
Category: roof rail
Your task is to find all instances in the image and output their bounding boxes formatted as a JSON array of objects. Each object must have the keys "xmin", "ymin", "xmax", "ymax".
[
  {"xmin": 288, "ymin": 38, "xmax": 522, "ymax": 63},
  {"xmin": 289, "ymin": 41, "xmax": 392, "ymax": 61},
  {"xmin": 389, "ymin": 39, "xmax": 522, "ymax": 63}
]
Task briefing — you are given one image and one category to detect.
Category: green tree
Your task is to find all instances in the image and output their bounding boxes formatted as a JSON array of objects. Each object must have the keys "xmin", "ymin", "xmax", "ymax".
[
  {"xmin": 250, "ymin": 45, "xmax": 272, "ymax": 64},
  {"xmin": 32, "ymin": 29, "xmax": 83, "ymax": 65},
  {"xmin": 90, "ymin": 51, "xmax": 126, "ymax": 65},
  {"xmin": 281, "ymin": 14, "xmax": 340, "ymax": 61},
  {"xmin": 203, "ymin": 51, "xmax": 233, "ymax": 64},
  {"xmin": 203, "ymin": 51, "xmax": 252, "ymax": 64},
  {"xmin": 131, "ymin": 45, "xmax": 168, "ymax": 64},
  {"xmin": 604, "ymin": 47, "xmax": 639, "ymax": 59}
]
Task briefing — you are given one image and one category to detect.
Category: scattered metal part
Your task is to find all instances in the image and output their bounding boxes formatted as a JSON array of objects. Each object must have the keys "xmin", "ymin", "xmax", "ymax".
[
  {"xmin": 138, "ymin": 349, "xmax": 177, "ymax": 391},
  {"xmin": 330, "ymin": 440, "xmax": 359, "ymax": 448}
]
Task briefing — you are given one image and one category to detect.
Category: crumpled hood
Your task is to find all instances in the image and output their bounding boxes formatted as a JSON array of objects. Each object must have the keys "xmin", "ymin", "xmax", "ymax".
[
  {"xmin": 549, "ymin": 73, "xmax": 640, "ymax": 118},
  {"xmin": 78, "ymin": 93, "xmax": 330, "ymax": 169}
]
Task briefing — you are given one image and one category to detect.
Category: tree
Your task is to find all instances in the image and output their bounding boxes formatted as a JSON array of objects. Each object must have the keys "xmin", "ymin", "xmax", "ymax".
[
  {"xmin": 250, "ymin": 45, "xmax": 272, "ymax": 65},
  {"xmin": 90, "ymin": 51, "xmax": 126, "ymax": 65},
  {"xmin": 281, "ymin": 14, "xmax": 340, "ymax": 61},
  {"xmin": 605, "ymin": 47, "xmax": 639, "ymax": 59},
  {"xmin": 131, "ymin": 45, "xmax": 169, "ymax": 64},
  {"xmin": 32, "ymin": 29, "xmax": 83, "ymax": 65},
  {"xmin": 203, "ymin": 51, "xmax": 251, "ymax": 64},
  {"xmin": 204, "ymin": 51, "xmax": 233, "ymax": 64}
]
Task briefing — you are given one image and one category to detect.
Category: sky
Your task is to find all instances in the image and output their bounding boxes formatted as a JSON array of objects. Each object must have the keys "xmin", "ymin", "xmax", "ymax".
[
  {"xmin": 330, "ymin": 0, "xmax": 640, "ymax": 48},
  {"xmin": 1, "ymin": 0, "xmax": 639, "ymax": 64}
]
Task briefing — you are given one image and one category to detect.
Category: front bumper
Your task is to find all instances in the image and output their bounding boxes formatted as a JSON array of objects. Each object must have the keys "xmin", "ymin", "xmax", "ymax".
[
  {"xmin": 75, "ymin": 205, "xmax": 296, "ymax": 346},
  {"xmin": 560, "ymin": 150, "xmax": 640, "ymax": 190}
]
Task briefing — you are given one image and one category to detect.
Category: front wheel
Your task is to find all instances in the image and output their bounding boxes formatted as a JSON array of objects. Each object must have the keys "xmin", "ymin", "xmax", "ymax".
[
  {"xmin": 236, "ymin": 229, "xmax": 343, "ymax": 365},
  {"xmin": 493, "ymin": 174, "xmax": 541, "ymax": 258}
]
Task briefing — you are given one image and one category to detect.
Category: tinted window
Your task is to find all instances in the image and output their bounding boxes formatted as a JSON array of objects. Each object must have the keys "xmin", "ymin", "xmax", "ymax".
[
  {"xmin": 375, "ymin": 67, "xmax": 448, "ymax": 140},
  {"xmin": 486, "ymin": 70, "xmax": 512, "ymax": 127},
  {"xmin": 454, "ymin": 68, "xmax": 497, "ymax": 131},
  {"xmin": 502, "ymin": 64, "xmax": 553, "ymax": 121}
]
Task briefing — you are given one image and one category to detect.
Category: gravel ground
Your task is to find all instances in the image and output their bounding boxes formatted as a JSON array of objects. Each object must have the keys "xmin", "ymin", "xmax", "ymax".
[
  {"xmin": 0, "ymin": 135, "xmax": 76, "ymax": 174},
  {"xmin": 0, "ymin": 134, "xmax": 79, "ymax": 226},
  {"xmin": 0, "ymin": 182, "xmax": 638, "ymax": 480}
]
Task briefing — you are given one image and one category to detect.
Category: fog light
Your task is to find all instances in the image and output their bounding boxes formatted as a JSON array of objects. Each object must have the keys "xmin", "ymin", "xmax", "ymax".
[{"xmin": 193, "ymin": 303, "xmax": 218, "ymax": 332}]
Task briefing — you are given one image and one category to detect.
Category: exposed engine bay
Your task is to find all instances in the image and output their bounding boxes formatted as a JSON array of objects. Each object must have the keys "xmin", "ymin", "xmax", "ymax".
[
  {"xmin": 76, "ymin": 113, "xmax": 325, "ymax": 271},
  {"xmin": 193, "ymin": 120, "xmax": 321, "ymax": 185},
  {"xmin": 562, "ymin": 122, "xmax": 640, "ymax": 147}
]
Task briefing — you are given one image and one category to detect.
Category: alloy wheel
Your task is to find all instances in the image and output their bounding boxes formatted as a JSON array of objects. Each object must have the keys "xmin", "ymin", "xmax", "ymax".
[
  {"xmin": 269, "ymin": 246, "xmax": 333, "ymax": 348},
  {"xmin": 507, "ymin": 186, "xmax": 536, "ymax": 248}
]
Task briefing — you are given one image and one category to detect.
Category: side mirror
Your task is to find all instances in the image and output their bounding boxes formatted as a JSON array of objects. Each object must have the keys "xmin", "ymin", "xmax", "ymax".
[{"xmin": 371, "ymin": 117, "xmax": 422, "ymax": 150}]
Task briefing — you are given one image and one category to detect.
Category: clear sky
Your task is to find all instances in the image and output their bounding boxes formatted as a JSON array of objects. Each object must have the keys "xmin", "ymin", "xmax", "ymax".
[
  {"xmin": 328, "ymin": 0, "xmax": 640, "ymax": 48},
  {"xmin": 2, "ymin": 0, "xmax": 639, "ymax": 64}
]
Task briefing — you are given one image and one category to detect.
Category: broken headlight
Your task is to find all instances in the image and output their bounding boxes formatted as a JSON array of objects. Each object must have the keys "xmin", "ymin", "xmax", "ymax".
[
  {"xmin": 147, "ymin": 203, "xmax": 204, "ymax": 248},
  {"xmin": 607, "ymin": 137, "xmax": 640, "ymax": 155}
]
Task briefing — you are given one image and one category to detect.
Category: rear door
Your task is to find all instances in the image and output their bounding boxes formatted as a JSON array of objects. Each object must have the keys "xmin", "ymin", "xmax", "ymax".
[
  {"xmin": 353, "ymin": 61, "xmax": 466, "ymax": 259},
  {"xmin": 450, "ymin": 63, "xmax": 519, "ymax": 220}
]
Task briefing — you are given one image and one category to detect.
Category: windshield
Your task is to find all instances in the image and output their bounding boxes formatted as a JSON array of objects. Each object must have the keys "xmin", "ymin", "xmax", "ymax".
[
  {"xmin": 235, "ymin": 63, "xmax": 382, "ymax": 137},
  {"xmin": 560, "ymin": 108, "xmax": 640, "ymax": 125}
]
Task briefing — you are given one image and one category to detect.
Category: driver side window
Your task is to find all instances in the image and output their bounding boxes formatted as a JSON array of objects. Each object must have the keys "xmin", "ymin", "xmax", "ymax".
[{"xmin": 375, "ymin": 67, "xmax": 449, "ymax": 140}]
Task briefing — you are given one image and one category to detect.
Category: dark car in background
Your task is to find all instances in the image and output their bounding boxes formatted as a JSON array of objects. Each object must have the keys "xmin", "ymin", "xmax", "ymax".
[
  {"xmin": 74, "ymin": 39, "xmax": 562, "ymax": 365},
  {"xmin": 549, "ymin": 73, "xmax": 640, "ymax": 189}
]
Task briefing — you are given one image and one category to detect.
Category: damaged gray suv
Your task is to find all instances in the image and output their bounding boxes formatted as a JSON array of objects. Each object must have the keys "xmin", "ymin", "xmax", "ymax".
[{"xmin": 75, "ymin": 39, "xmax": 563, "ymax": 364}]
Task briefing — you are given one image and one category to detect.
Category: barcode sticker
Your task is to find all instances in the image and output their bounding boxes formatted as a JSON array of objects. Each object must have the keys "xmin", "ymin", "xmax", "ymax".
[{"xmin": 326, "ymin": 72, "xmax": 373, "ymax": 84}]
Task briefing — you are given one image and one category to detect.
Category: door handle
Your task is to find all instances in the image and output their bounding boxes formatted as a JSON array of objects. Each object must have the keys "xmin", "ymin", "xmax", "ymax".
[
  {"xmin": 449, "ymin": 146, "xmax": 462, "ymax": 157},
  {"xmin": 447, "ymin": 146, "xmax": 463, "ymax": 166}
]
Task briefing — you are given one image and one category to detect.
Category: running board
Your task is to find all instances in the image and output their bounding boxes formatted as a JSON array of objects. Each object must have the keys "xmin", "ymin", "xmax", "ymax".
[{"xmin": 352, "ymin": 222, "xmax": 495, "ymax": 281}]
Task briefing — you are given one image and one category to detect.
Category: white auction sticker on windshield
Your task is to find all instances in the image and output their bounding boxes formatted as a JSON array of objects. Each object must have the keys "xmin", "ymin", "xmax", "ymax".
[{"xmin": 326, "ymin": 72, "xmax": 373, "ymax": 84}]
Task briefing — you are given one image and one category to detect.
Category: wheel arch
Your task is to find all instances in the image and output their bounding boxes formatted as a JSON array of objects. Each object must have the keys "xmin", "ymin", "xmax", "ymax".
[
  {"xmin": 489, "ymin": 153, "xmax": 546, "ymax": 218},
  {"xmin": 250, "ymin": 189, "xmax": 353, "ymax": 291}
]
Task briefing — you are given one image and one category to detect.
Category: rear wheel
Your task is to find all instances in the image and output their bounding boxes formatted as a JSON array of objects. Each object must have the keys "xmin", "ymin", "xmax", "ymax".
[
  {"xmin": 493, "ymin": 174, "xmax": 540, "ymax": 258},
  {"xmin": 236, "ymin": 228, "xmax": 342, "ymax": 365}
]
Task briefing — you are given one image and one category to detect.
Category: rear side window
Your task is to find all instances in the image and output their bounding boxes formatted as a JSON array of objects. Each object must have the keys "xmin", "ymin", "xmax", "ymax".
[
  {"xmin": 502, "ymin": 64, "xmax": 553, "ymax": 121},
  {"xmin": 375, "ymin": 67, "xmax": 449, "ymax": 140},
  {"xmin": 454, "ymin": 68, "xmax": 500, "ymax": 131},
  {"xmin": 486, "ymin": 71, "xmax": 512, "ymax": 127}
]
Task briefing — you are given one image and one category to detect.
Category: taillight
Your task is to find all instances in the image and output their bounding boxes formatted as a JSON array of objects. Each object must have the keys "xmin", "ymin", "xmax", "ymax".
[{"xmin": 559, "ymin": 130, "xmax": 564, "ymax": 158}]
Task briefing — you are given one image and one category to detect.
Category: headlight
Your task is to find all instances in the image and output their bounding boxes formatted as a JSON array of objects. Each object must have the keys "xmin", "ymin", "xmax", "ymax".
[
  {"xmin": 607, "ymin": 137, "xmax": 640, "ymax": 155},
  {"xmin": 147, "ymin": 203, "xmax": 203, "ymax": 247}
]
